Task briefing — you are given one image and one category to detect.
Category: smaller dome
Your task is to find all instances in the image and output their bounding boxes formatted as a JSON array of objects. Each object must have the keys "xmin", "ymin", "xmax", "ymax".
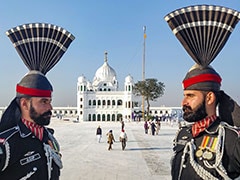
[
  {"xmin": 86, "ymin": 81, "xmax": 93, "ymax": 90},
  {"xmin": 78, "ymin": 75, "xmax": 86, "ymax": 83},
  {"xmin": 125, "ymin": 75, "xmax": 133, "ymax": 83}
]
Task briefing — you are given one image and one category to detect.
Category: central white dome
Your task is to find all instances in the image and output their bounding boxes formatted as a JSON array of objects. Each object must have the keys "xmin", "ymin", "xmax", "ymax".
[
  {"xmin": 92, "ymin": 51, "xmax": 118, "ymax": 91},
  {"xmin": 94, "ymin": 60, "xmax": 116, "ymax": 81}
]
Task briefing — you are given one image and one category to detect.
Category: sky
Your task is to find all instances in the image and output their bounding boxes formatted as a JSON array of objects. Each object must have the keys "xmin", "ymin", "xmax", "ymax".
[{"xmin": 0, "ymin": 0, "xmax": 240, "ymax": 107}]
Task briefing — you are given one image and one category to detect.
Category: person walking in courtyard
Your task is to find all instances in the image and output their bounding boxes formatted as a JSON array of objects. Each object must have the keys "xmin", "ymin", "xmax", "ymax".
[
  {"xmin": 119, "ymin": 129, "xmax": 128, "ymax": 150},
  {"xmin": 96, "ymin": 125, "xmax": 102, "ymax": 143},
  {"xmin": 151, "ymin": 121, "xmax": 156, "ymax": 136},
  {"xmin": 156, "ymin": 120, "xmax": 161, "ymax": 135},
  {"xmin": 106, "ymin": 130, "xmax": 115, "ymax": 150},
  {"xmin": 144, "ymin": 120, "xmax": 148, "ymax": 134}
]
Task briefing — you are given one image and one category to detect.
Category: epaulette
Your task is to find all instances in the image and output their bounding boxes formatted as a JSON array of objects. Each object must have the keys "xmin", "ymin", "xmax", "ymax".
[
  {"xmin": 179, "ymin": 121, "xmax": 193, "ymax": 128},
  {"xmin": 173, "ymin": 123, "xmax": 193, "ymax": 149},
  {"xmin": 220, "ymin": 121, "xmax": 240, "ymax": 137},
  {"xmin": 0, "ymin": 126, "xmax": 19, "ymax": 144}
]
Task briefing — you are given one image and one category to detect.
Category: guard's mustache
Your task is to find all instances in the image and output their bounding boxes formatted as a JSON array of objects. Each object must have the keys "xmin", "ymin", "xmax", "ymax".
[
  {"xmin": 182, "ymin": 105, "xmax": 192, "ymax": 112},
  {"xmin": 42, "ymin": 111, "xmax": 52, "ymax": 116}
]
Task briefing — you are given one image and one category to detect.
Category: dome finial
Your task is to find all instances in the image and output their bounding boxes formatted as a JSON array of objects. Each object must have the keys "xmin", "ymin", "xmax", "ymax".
[{"xmin": 104, "ymin": 51, "xmax": 108, "ymax": 62}]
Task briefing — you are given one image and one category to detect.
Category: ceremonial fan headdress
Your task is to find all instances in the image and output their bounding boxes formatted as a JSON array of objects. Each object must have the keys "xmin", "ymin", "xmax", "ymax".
[
  {"xmin": 165, "ymin": 5, "xmax": 240, "ymax": 91},
  {"xmin": 0, "ymin": 23, "xmax": 75, "ymax": 131},
  {"xmin": 165, "ymin": 5, "xmax": 240, "ymax": 126},
  {"xmin": 6, "ymin": 23, "xmax": 75, "ymax": 97}
]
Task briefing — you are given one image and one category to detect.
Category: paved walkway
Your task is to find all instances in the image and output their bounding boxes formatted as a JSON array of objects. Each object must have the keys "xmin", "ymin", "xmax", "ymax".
[{"xmin": 49, "ymin": 119, "xmax": 178, "ymax": 180}]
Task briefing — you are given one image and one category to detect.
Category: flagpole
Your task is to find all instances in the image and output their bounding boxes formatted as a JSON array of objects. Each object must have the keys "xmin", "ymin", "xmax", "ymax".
[{"xmin": 142, "ymin": 26, "xmax": 146, "ymax": 121}]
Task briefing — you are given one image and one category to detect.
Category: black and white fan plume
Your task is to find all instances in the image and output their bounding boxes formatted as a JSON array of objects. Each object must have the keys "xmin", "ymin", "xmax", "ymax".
[
  {"xmin": 164, "ymin": 5, "xmax": 240, "ymax": 67},
  {"xmin": 6, "ymin": 23, "xmax": 75, "ymax": 74},
  {"xmin": 0, "ymin": 23, "xmax": 75, "ymax": 132},
  {"xmin": 165, "ymin": 5, "xmax": 240, "ymax": 126}
]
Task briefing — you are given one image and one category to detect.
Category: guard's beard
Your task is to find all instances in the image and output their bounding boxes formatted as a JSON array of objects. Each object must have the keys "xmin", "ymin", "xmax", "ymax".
[
  {"xmin": 182, "ymin": 100, "xmax": 207, "ymax": 123},
  {"xmin": 29, "ymin": 104, "xmax": 52, "ymax": 126}
]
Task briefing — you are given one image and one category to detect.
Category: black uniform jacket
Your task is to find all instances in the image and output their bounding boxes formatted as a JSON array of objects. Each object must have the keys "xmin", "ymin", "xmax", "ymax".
[
  {"xmin": 172, "ymin": 118, "xmax": 240, "ymax": 180},
  {"xmin": 0, "ymin": 121, "xmax": 61, "ymax": 180}
]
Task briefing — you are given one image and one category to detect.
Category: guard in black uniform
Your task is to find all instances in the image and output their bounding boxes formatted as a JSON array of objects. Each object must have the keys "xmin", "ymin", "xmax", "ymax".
[
  {"xmin": 0, "ymin": 23, "xmax": 74, "ymax": 179},
  {"xmin": 165, "ymin": 5, "xmax": 240, "ymax": 180}
]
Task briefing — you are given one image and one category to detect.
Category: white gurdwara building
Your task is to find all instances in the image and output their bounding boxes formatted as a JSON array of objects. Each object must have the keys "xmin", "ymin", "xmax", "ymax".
[
  {"xmin": 0, "ymin": 53, "xmax": 182, "ymax": 121},
  {"xmin": 77, "ymin": 52, "xmax": 136, "ymax": 122}
]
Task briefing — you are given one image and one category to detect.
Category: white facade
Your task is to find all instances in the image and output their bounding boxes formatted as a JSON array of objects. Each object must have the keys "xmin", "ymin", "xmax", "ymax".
[
  {"xmin": 0, "ymin": 52, "xmax": 183, "ymax": 121},
  {"xmin": 77, "ymin": 51, "xmax": 136, "ymax": 122},
  {"xmin": 76, "ymin": 51, "xmax": 183, "ymax": 122}
]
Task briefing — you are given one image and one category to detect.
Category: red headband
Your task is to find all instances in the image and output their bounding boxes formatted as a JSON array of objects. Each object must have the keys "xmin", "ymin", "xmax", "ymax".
[
  {"xmin": 16, "ymin": 84, "xmax": 52, "ymax": 97},
  {"xmin": 182, "ymin": 73, "xmax": 222, "ymax": 89}
]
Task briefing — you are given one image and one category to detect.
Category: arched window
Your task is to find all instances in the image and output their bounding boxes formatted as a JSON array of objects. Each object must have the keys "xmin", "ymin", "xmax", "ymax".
[
  {"xmin": 88, "ymin": 100, "xmax": 91, "ymax": 106},
  {"xmin": 107, "ymin": 114, "xmax": 111, "ymax": 121},
  {"xmin": 117, "ymin": 100, "xmax": 122, "ymax": 106},
  {"xmin": 98, "ymin": 100, "xmax": 101, "ymax": 105},
  {"xmin": 112, "ymin": 114, "xmax": 115, "ymax": 121},
  {"xmin": 112, "ymin": 100, "xmax": 115, "ymax": 106},
  {"xmin": 93, "ymin": 100, "xmax": 96, "ymax": 106},
  {"xmin": 128, "ymin": 101, "xmax": 131, "ymax": 108},
  {"xmin": 93, "ymin": 114, "xmax": 96, "ymax": 121},
  {"xmin": 117, "ymin": 114, "xmax": 122, "ymax": 121},
  {"xmin": 88, "ymin": 114, "xmax": 91, "ymax": 121},
  {"xmin": 107, "ymin": 100, "xmax": 111, "ymax": 105},
  {"xmin": 97, "ymin": 114, "xmax": 101, "ymax": 121},
  {"xmin": 102, "ymin": 114, "xmax": 106, "ymax": 121}
]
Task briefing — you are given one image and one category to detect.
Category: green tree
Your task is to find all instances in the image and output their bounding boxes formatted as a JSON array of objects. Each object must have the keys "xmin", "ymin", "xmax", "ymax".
[{"xmin": 133, "ymin": 78, "xmax": 165, "ymax": 116}]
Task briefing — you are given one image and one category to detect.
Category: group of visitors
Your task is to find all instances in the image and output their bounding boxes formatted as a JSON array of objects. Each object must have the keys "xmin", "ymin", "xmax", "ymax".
[
  {"xmin": 96, "ymin": 121, "xmax": 128, "ymax": 151},
  {"xmin": 144, "ymin": 120, "xmax": 161, "ymax": 135}
]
